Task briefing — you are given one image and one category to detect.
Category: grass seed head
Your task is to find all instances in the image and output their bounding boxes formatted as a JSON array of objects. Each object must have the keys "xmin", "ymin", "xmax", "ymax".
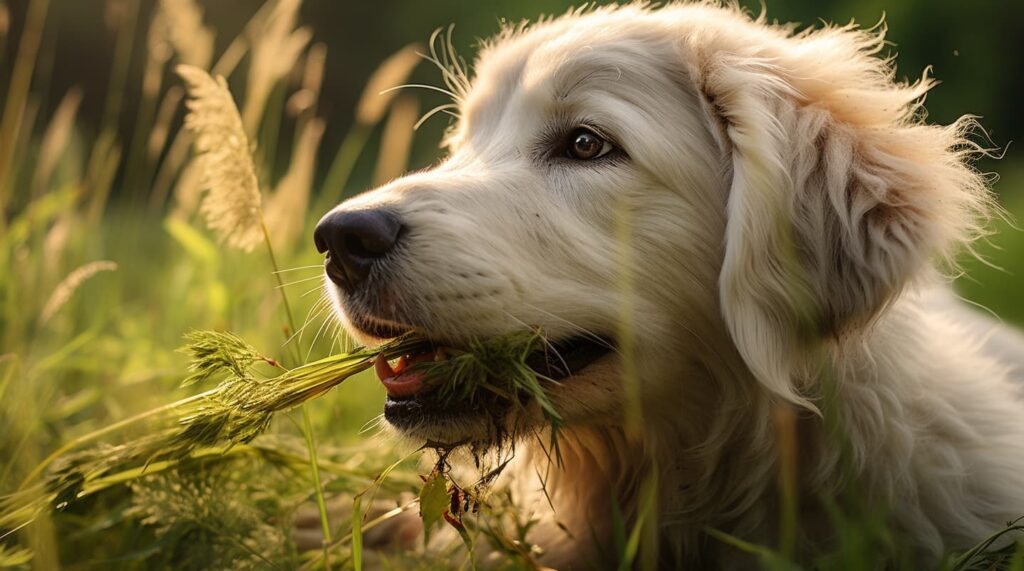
[
  {"xmin": 40, "ymin": 261, "xmax": 118, "ymax": 325},
  {"xmin": 177, "ymin": 65, "xmax": 264, "ymax": 252},
  {"xmin": 180, "ymin": 330, "xmax": 264, "ymax": 386},
  {"xmin": 355, "ymin": 43, "xmax": 422, "ymax": 126},
  {"xmin": 157, "ymin": 0, "xmax": 215, "ymax": 70}
]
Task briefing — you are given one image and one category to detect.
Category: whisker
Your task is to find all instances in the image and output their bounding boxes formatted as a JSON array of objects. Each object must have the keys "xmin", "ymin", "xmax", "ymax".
[
  {"xmin": 276, "ymin": 275, "xmax": 324, "ymax": 289},
  {"xmin": 306, "ymin": 306, "xmax": 337, "ymax": 362},
  {"xmin": 358, "ymin": 414, "xmax": 388, "ymax": 436},
  {"xmin": 300, "ymin": 297, "xmax": 333, "ymax": 343},
  {"xmin": 520, "ymin": 302, "xmax": 618, "ymax": 353},
  {"xmin": 301, "ymin": 283, "xmax": 326, "ymax": 298},
  {"xmin": 273, "ymin": 264, "xmax": 324, "ymax": 274},
  {"xmin": 380, "ymin": 83, "xmax": 459, "ymax": 100},
  {"xmin": 414, "ymin": 103, "xmax": 458, "ymax": 130},
  {"xmin": 284, "ymin": 296, "xmax": 331, "ymax": 348}
]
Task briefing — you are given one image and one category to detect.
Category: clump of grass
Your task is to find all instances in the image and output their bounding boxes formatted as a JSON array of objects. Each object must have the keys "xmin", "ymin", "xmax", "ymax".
[
  {"xmin": 127, "ymin": 466, "xmax": 289, "ymax": 569},
  {"xmin": 415, "ymin": 330, "xmax": 564, "ymax": 432}
]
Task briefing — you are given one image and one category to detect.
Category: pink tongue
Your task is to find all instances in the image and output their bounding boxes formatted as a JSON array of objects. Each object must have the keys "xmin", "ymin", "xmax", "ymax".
[{"xmin": 375, "ymin": 352, "xmax": 434, "ymax": 398}]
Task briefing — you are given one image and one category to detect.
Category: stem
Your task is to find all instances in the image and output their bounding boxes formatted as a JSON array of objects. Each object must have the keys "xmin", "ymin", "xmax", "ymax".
[
  {"xmin": 259, "ymin": 219, "xmax": 333, "ymax": 566},
  {"xmin": 0, "ymin": 0, "xmax": 51, "ymax": 225},
  {"xmin": 304, "ymin": 404, "xmax": 333, "ymax": 564},
  {"xmin": 261, "ymin": 221, "xmax": 300, "ymax": 363},
  {"xmin": 314, "ymin": 123, "xmax": 370, "ymax": 215}
]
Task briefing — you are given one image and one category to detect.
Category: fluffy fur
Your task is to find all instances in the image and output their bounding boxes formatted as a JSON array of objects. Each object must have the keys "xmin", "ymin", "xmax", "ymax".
[{"xmin": 321, "ymin": 3, "xmax": 1024, "ymax": 567}]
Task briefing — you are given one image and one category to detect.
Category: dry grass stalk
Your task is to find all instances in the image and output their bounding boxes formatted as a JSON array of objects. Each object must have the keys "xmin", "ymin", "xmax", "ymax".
[
  {"xmin": 40, "ymin": 261, "xmax": 118, "ymax": 324},
  {"xmin": 83, "ymin": 129, "xmax": 122, "ymax": 221},
  {"xmin": 241, "ymin": 0, "xmax": 312, "ymax": 136},
  {"xmin": 152, "ymin": 128, "xmax": 193, "ymax": 211},
  {"xmin": 103, "ymin": 0, "xmax": 131, "ymax": 32},
  {"xmin": 147, "ymin": 85, "xmax": 183, "ymax": 162},
  {"xmin": 0, "ymin": 2, "xmax": 10, "ymax": 42},
  {"xmin": 0, "ymin": 0, "xmax": 50, "ymax": 210},
  {"xmin": 168, "ymin": 157, "xmax": 201, "ymax": 217},
  {"xmin": 372, "ymin": 94, "xmax": 419, "ymax": 186},
  {"xmin": 286, "ymin": 42, "xmax": 326, "ymax": 121},
  {"xmin": 317, "ymin": 42, "xmax": 423, "ymax": 207},
  {"xmin": 144, "ymin": 8, "xmax": 173, "ymax": 97},
  {"xmin": 177, "ymin": 65, "xmax": 264, "ymax": 252},
  {"xmin": 32, "ymin": 88, "xmax": 83, "ymax": 196},
  {"xmin": 157, "ymin": 0, "xmax": 215, "ymax": 69},
  {"xmin": 355, "ymin": 43, "xmax": 422, "ymax": 126},
  {"xmin": 146, "ymin": 9, "xmax": 172, "ymax": 67},
  {"xmin": 265, "ymin": 118, "xmax": 325, "ymax": 249},
  {"xmin": 42, "ymin": 216, "xmax": 71, "ymax": 278}
]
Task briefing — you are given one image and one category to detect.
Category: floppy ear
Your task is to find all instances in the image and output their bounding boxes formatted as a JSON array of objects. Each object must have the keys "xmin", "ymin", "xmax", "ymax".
[{"xmin": 687, "ymin": 23, "xmax": 991, "ymax": 408}]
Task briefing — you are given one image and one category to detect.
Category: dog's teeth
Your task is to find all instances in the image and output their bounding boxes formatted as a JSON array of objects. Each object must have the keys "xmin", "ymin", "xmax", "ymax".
[{"xmin": 393, "ymin": 355, "xmax": 409, "ymax": 374}]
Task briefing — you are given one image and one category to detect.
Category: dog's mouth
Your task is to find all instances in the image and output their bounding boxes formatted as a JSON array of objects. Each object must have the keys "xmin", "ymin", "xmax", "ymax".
[{"xmin": 369, "ymin": 329, "xmax": 613, "ymax": 440}]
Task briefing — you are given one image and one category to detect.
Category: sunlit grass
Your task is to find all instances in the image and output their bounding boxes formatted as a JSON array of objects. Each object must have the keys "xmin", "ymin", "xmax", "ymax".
[{"xmin": 0, "ymin": 0, "xmax": 1022, "ymax": 569}]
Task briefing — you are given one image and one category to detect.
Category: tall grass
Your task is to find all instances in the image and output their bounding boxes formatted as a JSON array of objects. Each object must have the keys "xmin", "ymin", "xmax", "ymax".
[{"xmin": 0, "ymin": 1, "xmax": 1022, "ymax": 569}]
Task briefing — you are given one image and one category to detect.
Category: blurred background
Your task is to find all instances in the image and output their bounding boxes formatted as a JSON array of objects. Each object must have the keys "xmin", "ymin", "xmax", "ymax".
[
  {"xmin": 0, "ymin": 0, "xmax": 1022, "ymax": 568},
  {"xmin": 4, "ymin": 0, "xmax": 1022, "ymax": 318}
]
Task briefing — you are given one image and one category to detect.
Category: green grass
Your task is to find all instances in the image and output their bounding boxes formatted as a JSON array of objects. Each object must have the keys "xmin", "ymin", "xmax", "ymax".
[{"xmin": 1, "ymin": 0, "xmax": 1023, "ymax": 569}]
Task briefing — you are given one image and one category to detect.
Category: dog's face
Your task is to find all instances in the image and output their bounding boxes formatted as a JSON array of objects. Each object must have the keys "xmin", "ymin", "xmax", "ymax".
[
  {"xmin": 315, "ymin": 6, "xmax": 987, "ymax": 444},
  {"xmin": 316, "ymin": 15, "xmax": 724, "ymax": 444}
]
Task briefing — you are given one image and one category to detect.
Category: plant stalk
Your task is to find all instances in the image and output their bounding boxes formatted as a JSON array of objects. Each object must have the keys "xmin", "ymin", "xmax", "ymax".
[{"xmin": 259, "ymin": 219, "xmax": 334, "ymax": 567}]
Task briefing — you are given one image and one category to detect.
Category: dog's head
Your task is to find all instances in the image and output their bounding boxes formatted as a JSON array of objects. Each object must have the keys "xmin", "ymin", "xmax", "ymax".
[{"xmin": 315, "ymin": 5, "xmax": 989, "ymax": 445}]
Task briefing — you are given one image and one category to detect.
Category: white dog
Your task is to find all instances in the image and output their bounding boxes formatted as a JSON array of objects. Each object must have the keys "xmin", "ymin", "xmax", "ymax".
[{"xmin": 311, "ymin": 3, "xmax": 1024, "ymax": 567}]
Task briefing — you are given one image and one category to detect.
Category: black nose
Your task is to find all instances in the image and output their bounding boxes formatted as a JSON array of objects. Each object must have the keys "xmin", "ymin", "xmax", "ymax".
[{"xmin": 314, "ymin": 208, "xmax": 404, "ymax": 289}]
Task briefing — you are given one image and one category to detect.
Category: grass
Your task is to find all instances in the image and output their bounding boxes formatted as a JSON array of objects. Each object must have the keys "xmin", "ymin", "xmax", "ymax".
[{"xmin": 1, "ymin": 0, "xmax": 1023, "ymax": 569}]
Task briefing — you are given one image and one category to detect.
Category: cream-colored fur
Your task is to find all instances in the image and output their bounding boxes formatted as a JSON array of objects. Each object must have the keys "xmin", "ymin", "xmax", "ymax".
[{"xmin": 322, "ymin": 3, "xmax": 1024, "ymax": 567}]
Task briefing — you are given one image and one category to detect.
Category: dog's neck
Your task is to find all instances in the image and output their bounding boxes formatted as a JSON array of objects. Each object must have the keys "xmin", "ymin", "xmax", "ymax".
[{"xmin": 520, "ymin": 282, "xmax": 993, "ymax": 566}]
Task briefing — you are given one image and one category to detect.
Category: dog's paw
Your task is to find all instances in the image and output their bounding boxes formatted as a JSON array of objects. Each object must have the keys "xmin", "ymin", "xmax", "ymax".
[{"xmin": 292, "ymin": 493, "xmax": 422, "ymax": 553}]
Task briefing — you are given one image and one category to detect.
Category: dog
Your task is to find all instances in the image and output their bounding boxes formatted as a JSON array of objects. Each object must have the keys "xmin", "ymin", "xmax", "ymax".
[{"xmin": 310, "ymin": 3, "xmax": 1024, "ymax": 567}]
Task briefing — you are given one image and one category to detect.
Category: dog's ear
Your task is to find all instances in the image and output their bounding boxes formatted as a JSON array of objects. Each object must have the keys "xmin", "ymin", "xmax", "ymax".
[{"xmin": 685, "ymin": 22, "xmax": 991, "ymax": 408}]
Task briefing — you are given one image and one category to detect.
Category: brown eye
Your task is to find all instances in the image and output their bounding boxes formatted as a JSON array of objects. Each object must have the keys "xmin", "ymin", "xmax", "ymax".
[{"xmin": 566, "ymin": 128, "xmax": 613, "ymax": 160}]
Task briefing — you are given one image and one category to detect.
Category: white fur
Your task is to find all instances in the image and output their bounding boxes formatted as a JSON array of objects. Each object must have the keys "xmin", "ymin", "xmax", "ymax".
[{"xmin": 324, "ymin": 3, "xmax": 1024, "ymax": 567}]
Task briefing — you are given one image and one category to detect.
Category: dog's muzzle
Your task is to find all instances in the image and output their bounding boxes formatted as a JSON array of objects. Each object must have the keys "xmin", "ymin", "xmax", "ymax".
[{"xmin": 313, "ymin": 208, "xmax": 404, "ymax": 291}]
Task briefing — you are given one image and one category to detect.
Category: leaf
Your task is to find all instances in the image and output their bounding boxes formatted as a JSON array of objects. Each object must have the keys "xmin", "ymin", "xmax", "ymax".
[
  {"xmin": 351, "ymin": 495, "xmax": 363, "ymax": 571},
  {"xmin": 0, "ymin": 544, "xmax": 33, "ymax": 568},
  {"xmin": 418, "ymin": 469, "xmax": 448, "ymax": 541},
  {"xmin": 164, "ymin": 217, "xmax": 219, "ymax": 267}
]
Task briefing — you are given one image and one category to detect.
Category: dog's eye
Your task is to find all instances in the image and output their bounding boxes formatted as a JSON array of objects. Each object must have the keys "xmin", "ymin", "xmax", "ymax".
[{"xmin": 566, "ymin": 128, "xmax": 613, "ymax": 160}]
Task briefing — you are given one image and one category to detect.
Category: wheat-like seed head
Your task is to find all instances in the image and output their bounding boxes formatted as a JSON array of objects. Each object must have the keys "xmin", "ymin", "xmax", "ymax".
[
  {"xmin": 104, "ymin": 0, "xmax": 131, "ymax": 31},
  {"xmin": 157, "ymin": 0, "xmax": 215, "ymax": 70},
  {"xmin": 265, "ymin": 118, "xmax": 325, "ymax": 250},
  {"xmin": 177, "ymin": 65, "xmax": 264, "ymax": 252},
  {"xmin": 242, "ymin": 0, "xmax": 312, "ymax": 135},
  {"xmin": 148, "ymin": 86, "xmax": 183, "ymax": 162},
  {"xmin": 0, "ymin": 3, "xmax": 11, "ymax": 42},
  {"xmin": 356, "ymin": 43, "xmax": 423, "ymax": 126},
  {"xmin": 146, "ymin": 10, "xmax": 172, "ymax": 67},
  {"xmin": 285, "ymin": 42, "xmax": 327, "ymax": 118},
  {"xmin": 43, "ymin": 216, "xmax": 71, "ymax": 278},
  {"xmin": 33, "ymin": 88, "xmax": 83, "ymax": 195},
  {"xmin": 372, "ymin": 94, "xmax": 419, "ymax": 186},
  {"xmin": 41, "ymin": 261, "xmax": 118, "ymax": 324}
]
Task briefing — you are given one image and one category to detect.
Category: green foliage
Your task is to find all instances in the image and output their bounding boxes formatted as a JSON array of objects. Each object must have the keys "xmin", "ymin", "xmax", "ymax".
[
  {"xmin": 418, "ymin": 469, "xmax": 449, "ymax": 541},
  {"xmin": 418, "ymin": 330, "xmax": 563, "ymax": 430},
  {"xmin": 0, "ymin": 544, "xmax": 32, "ymax": 569},
  {"xmin": 0, "ymin": 0, "xmax": 1023, "ymax": 569},
  {"xmin": 126, "ymin": 466, "xmax": 291, "ymax": 570}
]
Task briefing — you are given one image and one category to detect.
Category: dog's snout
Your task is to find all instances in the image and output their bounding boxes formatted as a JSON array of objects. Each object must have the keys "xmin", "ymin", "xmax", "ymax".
[{"xmin": 314, "ymin": 208, "xmax": 404, "ymax": 288}]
